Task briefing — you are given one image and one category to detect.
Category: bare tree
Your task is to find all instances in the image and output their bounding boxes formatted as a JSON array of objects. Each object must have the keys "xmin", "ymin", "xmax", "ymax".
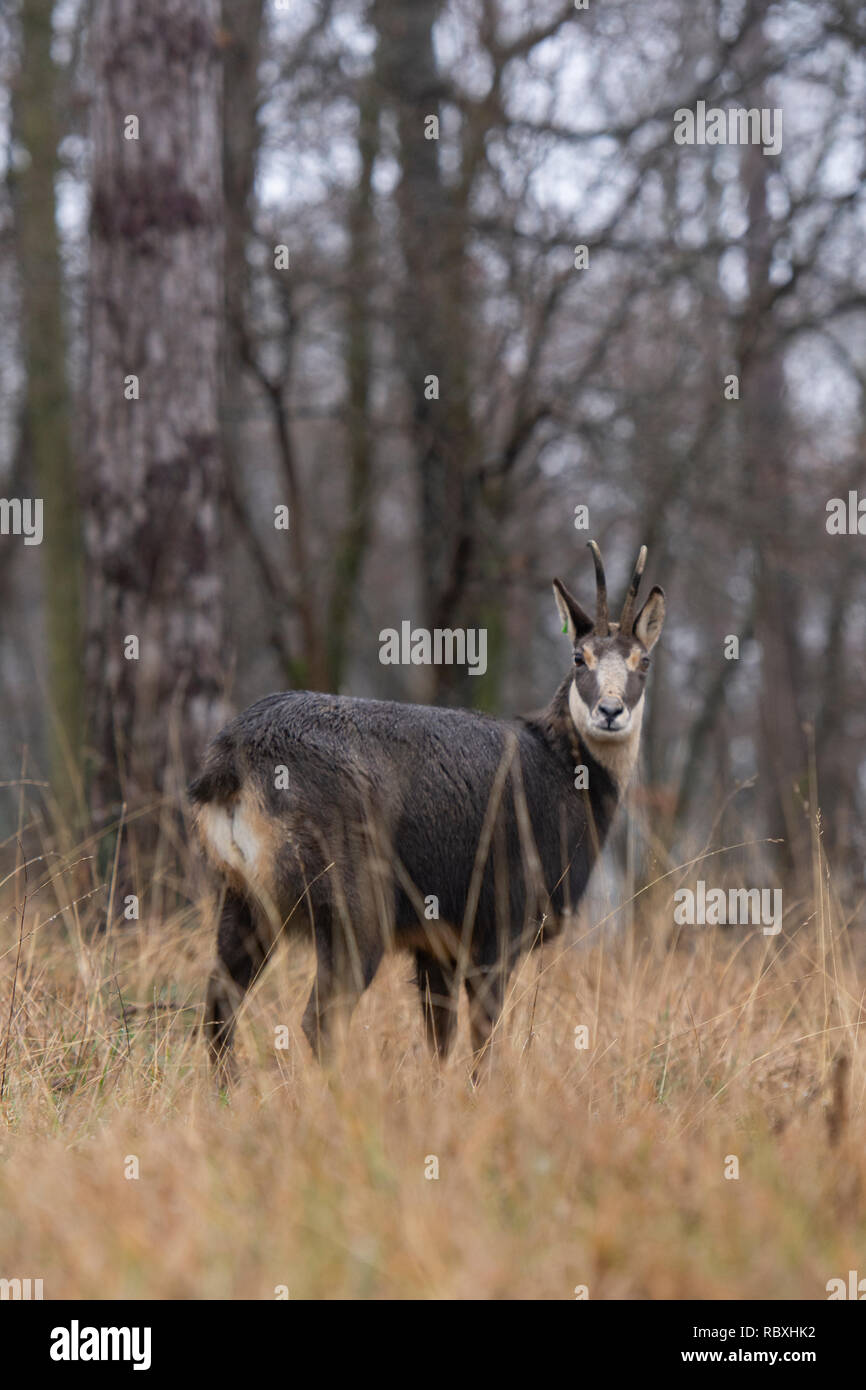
[
  {"xmin": 11, "ymin": 0, "xmax": 83, "ymax": 813},
  {"xmin": 83, "ymin": 0, "xmax": 226, "ymax": 856}
]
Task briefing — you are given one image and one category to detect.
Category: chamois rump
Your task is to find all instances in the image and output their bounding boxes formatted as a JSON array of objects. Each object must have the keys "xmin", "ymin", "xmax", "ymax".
[{"xmin": 192, "ymin": 541, "xmax": 665, "ymax": 1078}]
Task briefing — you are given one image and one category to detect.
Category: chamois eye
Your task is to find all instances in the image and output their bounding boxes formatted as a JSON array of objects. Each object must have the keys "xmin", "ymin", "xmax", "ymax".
[
  {"xmin": 639, "ymin": 655, "xmax": 651, "ymax": 672},
  {"xmin": 574, "ymin": 650, "xmax": 585, "ymax": 667}
]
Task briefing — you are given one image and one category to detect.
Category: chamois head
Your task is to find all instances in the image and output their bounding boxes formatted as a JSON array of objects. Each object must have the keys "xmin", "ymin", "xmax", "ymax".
[{"xmin": 553, "ymin": 540, "xmax": 665, "ymax": 751}]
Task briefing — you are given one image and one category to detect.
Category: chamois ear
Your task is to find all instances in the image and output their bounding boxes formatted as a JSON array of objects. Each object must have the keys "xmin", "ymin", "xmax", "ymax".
[
  {"xmin": 552, "ymin": 578, "xmax": 594, "ymax": 644},
  {"xmin": 634, "ymin": 586, "xmax": 666, "ymax": 651}
]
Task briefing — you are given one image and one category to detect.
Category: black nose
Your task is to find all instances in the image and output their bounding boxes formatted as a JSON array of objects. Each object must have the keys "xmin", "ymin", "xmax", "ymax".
[{"xmin": 597, "ymin": 697, "xmax": 624, "ymax": 723}]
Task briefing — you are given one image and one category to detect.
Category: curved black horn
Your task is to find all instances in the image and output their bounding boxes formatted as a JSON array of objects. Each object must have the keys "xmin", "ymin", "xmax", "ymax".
[
  {"xmin": 619, "ymin": 545, "xmax": 648, "ymax": 634},
  {"xmin": 587, "ymin": 540, "xmax": 609, "ymax": 635}
]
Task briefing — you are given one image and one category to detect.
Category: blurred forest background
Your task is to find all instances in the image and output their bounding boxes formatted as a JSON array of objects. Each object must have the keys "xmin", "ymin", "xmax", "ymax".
[{"xmin": 0, "ymin": 0, "xmax": 864, "ymax": 905}]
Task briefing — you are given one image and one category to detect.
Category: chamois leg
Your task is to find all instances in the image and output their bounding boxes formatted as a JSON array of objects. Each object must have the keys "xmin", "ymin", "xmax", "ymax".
[
  {"xmin": 415, "ymin": 951, "xmax": 459, "ymax": 1060},
  {"xmin": 204, "ymin": 889, "xmax": 270, "ymax": 1084},
  {"xmin": 465, "ymin": 962, "xmax": 508, "ymax": 1081},
  {"xmin": 301, "ymin": 918, "xmax": 382, "ymax": 1065}
]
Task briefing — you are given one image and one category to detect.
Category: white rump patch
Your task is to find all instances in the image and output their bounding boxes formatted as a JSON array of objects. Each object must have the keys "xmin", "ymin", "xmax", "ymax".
[
  {"xmin": 231, "ymin": 804, "xmax": 265, "ymax": 867},
  {"xmin": 196, "ymin": 794, "xmax": 275, "ymax": 905},
  {"xmin": 198, "ymin": 804, "xmax": 236, "ymax": 868}
]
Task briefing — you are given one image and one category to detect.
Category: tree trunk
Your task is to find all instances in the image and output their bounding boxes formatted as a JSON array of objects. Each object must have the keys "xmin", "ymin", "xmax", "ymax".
[
  {"xmin": 738, "ymin": 15, "xmax": 807, "ymax": 876},
  {"xmin": 84, "ymin": 0, "xmax": 227, "ymax": 859},
  {"xmin": 12, "ymin": 0, "xmax": 83, "ymax": 818},
  {"xmin": 327, "ymin": 75, "xmax": 378, "ymax": 691},
  {"xmin": 371, "ymin": 0, "xmax": 480, "ymax": 705}
]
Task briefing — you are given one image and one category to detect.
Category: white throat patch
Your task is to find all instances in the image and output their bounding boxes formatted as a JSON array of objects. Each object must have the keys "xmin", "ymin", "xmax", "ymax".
[{"xmin": 568, "ymin": 679, "xmax": 644, "ymax": 790}]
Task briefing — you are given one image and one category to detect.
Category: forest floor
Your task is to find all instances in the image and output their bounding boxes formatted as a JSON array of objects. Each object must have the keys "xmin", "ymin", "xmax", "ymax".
[{"xmin": 0, "ymin": 836, "xmax": 863, "ymax": 1300}]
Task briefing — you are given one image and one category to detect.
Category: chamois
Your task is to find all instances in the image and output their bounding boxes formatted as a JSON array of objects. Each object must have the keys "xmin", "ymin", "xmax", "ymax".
[{"xmin": 192, "ymin": 541, "xmax": 665, "ymax": 1078}]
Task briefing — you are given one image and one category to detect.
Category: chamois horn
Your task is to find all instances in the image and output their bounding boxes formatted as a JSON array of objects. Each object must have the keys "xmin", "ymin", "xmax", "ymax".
[
  {"xmin": 619, "ymin": 545, "xmax": 648, "ymax": 635},
  {"xmin": 587, "ymin": 540, "xmax": 609, "ymax": 635}
]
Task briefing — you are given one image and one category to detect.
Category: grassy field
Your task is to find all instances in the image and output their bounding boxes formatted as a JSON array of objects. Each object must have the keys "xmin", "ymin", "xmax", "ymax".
[{"xmin": 0, "ymin": 819, "xmax": 864, "ymax": 1301}]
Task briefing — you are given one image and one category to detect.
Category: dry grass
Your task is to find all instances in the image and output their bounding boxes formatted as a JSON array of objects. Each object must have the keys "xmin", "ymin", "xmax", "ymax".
[{"xmin": 0, "ymin": 818, "xmax": 864, "ymax": 1301}]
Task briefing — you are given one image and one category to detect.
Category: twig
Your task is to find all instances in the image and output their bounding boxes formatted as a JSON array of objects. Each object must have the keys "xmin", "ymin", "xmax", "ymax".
[{"xmin": 1, "ymin": 838, "xmax": 28, "ymax": 1103}]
